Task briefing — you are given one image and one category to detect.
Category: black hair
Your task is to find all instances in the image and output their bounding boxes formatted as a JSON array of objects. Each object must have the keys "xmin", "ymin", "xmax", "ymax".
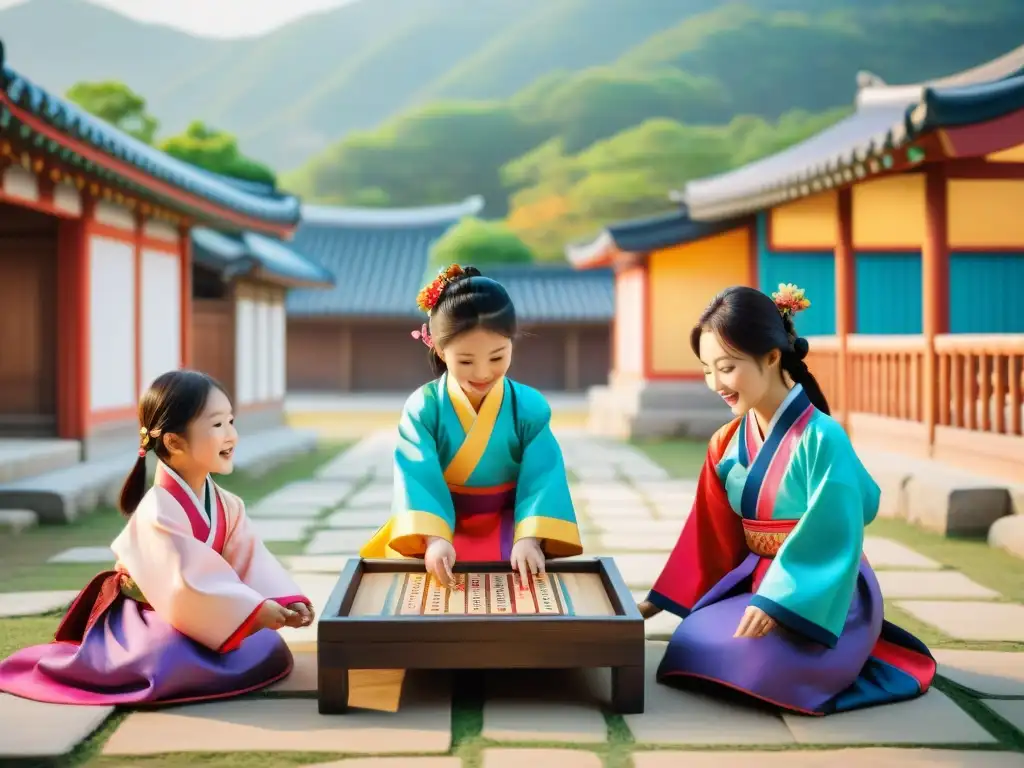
[
  {"xmin": 424, "ymin": 266, "xmax": 518, "ymax": 377},
  {"xmin": 118, "ymin": 369, "xmax": 228, "ymax": 517},
  {"xmin": 689, "ymin": 285, "xmax": 830, "ymax": 415}
]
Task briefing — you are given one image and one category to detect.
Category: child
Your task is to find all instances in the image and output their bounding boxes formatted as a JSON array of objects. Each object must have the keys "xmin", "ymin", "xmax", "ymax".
[
  {"xmin": 639, "ymin": 284, "xmax": 936, "ymax": 715},
  {"xmin": 360, "ymin": 264, "xmax": 582, "ymax": 586},
  {"xmin": 0, "ymin": 370, "xmax": 314, "ymax": 706}
]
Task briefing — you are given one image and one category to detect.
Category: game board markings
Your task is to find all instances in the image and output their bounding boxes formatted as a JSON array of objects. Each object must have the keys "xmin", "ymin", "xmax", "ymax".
[
  {"xmin": 381, "ymin": 573, "xmax": 400, "ymax": 616},
  {"xmin": 556, "ymin": 574, "xmax": 575, "ymax": 616},
  {"xmin": 549, "ymin": 574, "xmax": 566, "ymax": 615},
  {"xmin": 507, "ymin": 574, "xmax": 517, "ymax": 614},
  {"xmin": 393, "ymin": 572, "xmax": 410, "ymax": 616},
  {"xmin": 527, "ymin": 569, "xmax": 540, "ymax": 612},
  {"xmin": 420, "ymin": 573, "xmax": 431, "ymax": 615}
]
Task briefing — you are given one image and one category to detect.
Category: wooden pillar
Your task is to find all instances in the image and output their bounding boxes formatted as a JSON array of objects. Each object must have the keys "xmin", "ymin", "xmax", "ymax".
[
  {"xmin": 55, "ymin": 212, "xmax": 89, "ymax": 440},
  {"xmin": 564, "ymin": 327, "xmax": 581, "ymax": 391},
  {"xmin": 133, "ymin": 214, "xmax": 144, "ymax": 397},
  {"xmin": 178, "ymin": 224, "xmax": 193, "ymax": 368},
  {"xmin": 922, "ymin": 164, "xmax": 950, "ymax": 448},
  {"xmin": 834, "ymin": 188, "xmax": 855, "ymax": 428}
]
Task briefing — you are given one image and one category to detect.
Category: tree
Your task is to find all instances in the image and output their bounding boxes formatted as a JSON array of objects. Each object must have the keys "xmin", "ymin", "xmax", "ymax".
[
  {"xmin": 65, "ymin": 81, "xmax": 159, "ymax": 144},
  {"xmin": 159, "ymin": 121, "xmax": 277, "ymax": 186},
  {"xmin": 429, "ymin": 217, "xmax": 535, "ymax": 271}
]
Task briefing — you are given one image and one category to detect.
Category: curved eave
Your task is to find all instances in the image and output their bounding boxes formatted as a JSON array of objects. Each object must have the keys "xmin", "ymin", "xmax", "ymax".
[
  {"xmin": 192, "ymin": 227, "xmax": 334, "ymax": 289},
  {"xmin": 300, "ymin": 195, "xmax": 485, "ymax": 228},
  {"xmin": 565, "ymin": 231, "xmax": 620, "ymax": 270},
  {"xmin": 0, "ymin": 73, "xmax": 300, "ymax": 235}
]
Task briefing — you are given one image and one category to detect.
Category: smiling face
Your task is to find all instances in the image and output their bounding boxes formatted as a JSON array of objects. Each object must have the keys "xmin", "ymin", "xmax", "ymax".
[
  {"xmin": 437, "ymin": 326, "xmax": 513, "ymax": 400},
  {"xmin": 164, "ymin": 385, "xmax": 238, "ymax": 478},
  {"xmin": 698, "ymin": 330, "xmax": 780, "ymax": 416}
]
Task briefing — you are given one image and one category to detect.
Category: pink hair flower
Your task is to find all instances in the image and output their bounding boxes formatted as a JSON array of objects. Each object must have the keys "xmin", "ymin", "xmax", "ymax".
[{"xmin": 411, "ymin": 323, "xmax": 433, "ymax": 348}]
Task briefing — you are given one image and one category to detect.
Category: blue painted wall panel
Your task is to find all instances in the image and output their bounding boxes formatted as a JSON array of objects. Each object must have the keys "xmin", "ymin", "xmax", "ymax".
[
  {"xmin": 950, "ymin": 252, "xmax": 1024, "ymax": 333},
  {"xmin": 855, "ymin": 252, "xmax": 922, "ymax": 334},
  {"xmin": 756, "ymin": 212, "xmax": 836, "ymax": 335}
]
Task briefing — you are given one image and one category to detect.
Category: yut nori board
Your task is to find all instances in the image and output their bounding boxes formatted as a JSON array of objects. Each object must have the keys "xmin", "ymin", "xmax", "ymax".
[{"xmin": 318, "ymin": 557, "xmax": 645, "ymax": 715}]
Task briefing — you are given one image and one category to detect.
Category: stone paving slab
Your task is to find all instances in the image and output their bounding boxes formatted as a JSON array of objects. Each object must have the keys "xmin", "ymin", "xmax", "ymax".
[
  {"xmin": 983, "ymin": 699, "xmax": 1024, "ymax": 732},
  {"xmin": 103, "ymin": 676, "xmax": 452, "ymax": 756},
  {"xmin": 249, "ymin": 518, "xmax": 313, "ymax": 543},
  {"xmin": 617, "ymin": 465, "xmax": 670, "ymax": 481},
  {"xmin": 0, "ymin": 590, "xmax": 78, "ymax": 618},
  {"xmin": 303, "ymin": 759, "xmax": 462, "ymax": 768},
  {"xmin": 286, "ymin": 554, "xmax": 355, "ymax": 574},
  {"xmin": 590, "ymin": 532, "xmax": 674, "ymax": 552},
  {"xmin": 581, "ymin": 507, "xmax": 656, "ymax": 525},
  {"xmin": 632, "ymin": 591, "xmax": 681, "ymax": 639},
  {"xmin": 863, "ymin": 537, "xmax": 941, "ymax": 569},
  {"xmin": 624, "ymin": 642, "xmax": 795, "ymax": 745},
  {"xmin": 306, "ymin": 529, "xmax": 377, "ymax": 555},
  {"xmin": 482, "ymin": 669, "xmax": 608, "ymax": 743},
  {"xmin": 896, "ymin": 601, "xmax": 1024, "ymax": 642},
  {"xmin": 875, "ymin": 570, "xmax": 1000, "ymax": 599},
  {"xmin": 633, "ymin": 479, "xmax": 699, "ymax": 496},
  {"xmin": 47, "ymin": 545, "xmax": 114, "ymax": 564},
  {"xmin": 605, "ymin": 553, "xmax": 664, "ymax": 589},
  {"xmin": 631, "ymin": 750, "xmax": 1024, "ymax": 768},
  {"xmin": 482, "ymin": 748, "xmax": 603, "ymax": 768},
  {"xmin": 247, "ymin": 501, "xmax": 325, "ymax": 520},
  {"xmin": 344, "ymin": 484, "xmax": 394, "ymax": 509},
  {"xmin": 649, "ymin": 503, "xmax": 691, "ymax": 520},
  {"xmin": 0, "ymin": 693, "xmax": 114, "ymax": 758},
  {"xmin": 325, "ymin": 509, "xmax": 390, "ymax": 529},
  {"xmin": 934, "ymin": 650, "xmax": 1024, "ymax": 696},
  {"xmin": 572, "ymin": 482, "xmax": 644, "ymax": 503},
  {"xmin": 592, "ymin": 518, "xmax": 683, "ymax": 536},
  {"xmin": 280, "ymin": 573, "xmax": 342, "ymax": 649},
  {"xmin": 572, "ymin": 465, "xmax": 621, "ymax": 480},
  {"xmin": 782, "ymin": 689, "xmax": 995, "ymax": 745},
  {"xmin": 259, "ymin": 481, "xmax": 354, "ymax": 508}
]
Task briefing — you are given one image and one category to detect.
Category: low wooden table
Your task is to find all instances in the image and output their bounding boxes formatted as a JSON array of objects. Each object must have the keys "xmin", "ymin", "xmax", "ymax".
[{"xmin": 317, "ymin": 556, "xmax": 646, "ymax": 714}]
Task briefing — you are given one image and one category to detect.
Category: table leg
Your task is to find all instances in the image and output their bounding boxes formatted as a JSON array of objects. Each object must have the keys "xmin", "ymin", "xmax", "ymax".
[
  {"xmin": 318, "ymin": 664, "xmax": 350, "ymax": 714},
  {"xmin": 611, "ymin": 665, "xmax": 644, "ymax": 714}
]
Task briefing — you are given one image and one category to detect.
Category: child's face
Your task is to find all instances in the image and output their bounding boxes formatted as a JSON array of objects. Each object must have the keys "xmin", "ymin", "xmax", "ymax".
[
  {"xmin": 438, "ymin": 327, "xmax": 512, "ymax": 400},
  {"xmin": 181, "ymin": 386, "xmax": 238, "ymax": 476}
]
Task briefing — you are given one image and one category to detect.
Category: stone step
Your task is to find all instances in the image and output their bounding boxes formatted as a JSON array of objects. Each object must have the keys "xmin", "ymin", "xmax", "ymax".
[
  {"xmin": 0, "ymin": 438, "xmax": 81, "ymax": 484},
  {"xmin": 0, "ymin": 454, "xmax": 128, "ymax": 524},
  {"xmin": 0, "ymin": 508, "xmax": 37, "ymax": 534}
]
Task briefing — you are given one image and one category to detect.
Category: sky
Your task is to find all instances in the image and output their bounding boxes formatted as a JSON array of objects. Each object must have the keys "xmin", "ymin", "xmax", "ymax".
[{"xmin": 0, "ymin": 0, "xmax": 361, "ymax": 37}]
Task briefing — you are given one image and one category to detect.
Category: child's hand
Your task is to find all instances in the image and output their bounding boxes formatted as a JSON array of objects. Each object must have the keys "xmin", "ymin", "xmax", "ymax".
[
  {"xmin": 257, "ymin": 600, "xmax": 297, "ymax": 631},
  {"xmin": 425, "ymin": 536, "xmax": 456, "ymax": 588},
  {"xmin": 510, "ymin": 537, "xmax": 545, "ymax": 587},
  {"xmin": 285, "ymin": 602, "xmax": 314, "ymax": 628}
]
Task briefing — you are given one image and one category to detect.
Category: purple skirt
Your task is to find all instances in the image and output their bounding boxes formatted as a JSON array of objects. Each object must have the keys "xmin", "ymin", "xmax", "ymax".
[
  {"xmin": 657, "ymin": 553, "xmax": 933, "ymax": 715},
  {"xmin": 0, "ymin": 596, "xmax": 293, "ymax": 706}
]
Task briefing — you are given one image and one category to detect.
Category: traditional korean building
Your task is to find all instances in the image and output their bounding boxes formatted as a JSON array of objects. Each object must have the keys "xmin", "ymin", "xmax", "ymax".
[
  {"xmin": 286, "ymin": 200, "xmax": 613, "ymax": 393},
  {"xmin": 0, "ymin": 43, "xmax": 307, "ymax": 461},
  {"xmin": 570, "ymin": 46, "xmax": 1024, "ymax": 480}
]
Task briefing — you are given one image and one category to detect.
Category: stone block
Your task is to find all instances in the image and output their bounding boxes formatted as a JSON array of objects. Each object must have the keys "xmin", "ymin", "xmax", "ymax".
[
  {"xmin": 482, "ymin": 749, "xmax": 603, "ymax": 768},
  {"xmin": 47, "ymin": 545, "xmax": 114, "ymax": 564},
  {"xmin": 286, "ymin": 554, "xmax": 355, "ymax": 574},
  {"xmin": 0, "ymin": 693, "xmax": 113, "ymax": 758},
  {"xmin": 0, "ymin": 509, "xmax": 37, "ymax": 534},
  {"xmin": 482, "ymin": 669, "xmax": 608, "ymax": 743},
  {"xmin": 632, "ymin": 750, "xmax": 1024, "ymax": 768},
  {"xmin": 0, "ymin": 590, "xmax": 78, "ymax": 618},
  {"xmin": 904, "ymin": 472, "xmax": 1011, "ymax": 537},
  {"xmin": 249, "ymin": 518, "xmax": 313, "ymax": 543},
  {"xmin": 863, "ymin": 537, "xmax": 940, "ymax": 569},
  {"xmin": 988, "ymin": 514, "xmax": 1024, "ymax": 560},
  {"xmin": 326, "ymin": 509, "xmax": 390, "ymax": 529},
  {"xmin": 303, "ymin": 759, "xmax": 462, "ymax": 768},
  {"xmin": 306, "ymin": 529, "xmax": 375, "ymax": 555},
  {"xmin": 896, "ymin": 601, "xmax": 1024, "ymax": 642},
  {"xmin": 874, "ymin": 570, "xmax": 999, "ymax": 599},
  {"xmin": 605, "ymin": 553, "xmax": 665, "ymax": 589},
  {"xmin": 934, "ymin": 650, "xmax": 1024, "ymax": 696}
]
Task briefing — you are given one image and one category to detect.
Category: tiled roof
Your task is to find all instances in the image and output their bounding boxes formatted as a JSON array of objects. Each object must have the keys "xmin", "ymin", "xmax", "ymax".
[
  {"xmin": 286, "ymin": 200, "xmax": 484, "ymax": 318},
  {"xmin": 0, "ymin": 42, "xmax": 300, "ymax": 229},
  {"xmin": 191, "ymin": 228, "xmax": 334, "ymax": 288},
  {"xmin": 676, "ymin": 50, "xmax": 1024, "ymax": 221},
  {"xmin": 566, "ymin": 208, "xmax": 748, "ymax": 268},
  {"xmin": 482, "ymin": 264, "xmax": 613, "ymax": 323}
]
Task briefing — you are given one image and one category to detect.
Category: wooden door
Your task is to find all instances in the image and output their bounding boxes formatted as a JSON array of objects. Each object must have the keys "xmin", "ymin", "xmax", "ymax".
[
  {"xmin": 0, "ymin": 236, "xmax": 58, "ymax": 435},
  {"xmin": 192, "ymin": 298, "xmax": 236, "ymax": 399}
]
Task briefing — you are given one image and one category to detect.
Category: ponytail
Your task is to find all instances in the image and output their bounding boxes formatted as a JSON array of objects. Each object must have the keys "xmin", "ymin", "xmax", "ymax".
[
  {"xmin": 118, "ymin": 453, "xmax": 148, "ymax": 518},
  {"xmin": 781, "ymin": 336, "xmax": 831, "ymax": 415}
]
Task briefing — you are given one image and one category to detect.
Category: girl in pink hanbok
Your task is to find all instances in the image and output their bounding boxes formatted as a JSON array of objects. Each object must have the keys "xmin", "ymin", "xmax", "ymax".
[{"xmin": 0, "ymin": 370, "xmax": 314, "ymax": 706}]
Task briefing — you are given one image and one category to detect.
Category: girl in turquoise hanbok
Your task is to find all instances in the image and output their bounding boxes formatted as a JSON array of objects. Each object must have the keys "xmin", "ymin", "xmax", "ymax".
[
  {"xmin": 639, "ymin": 284, "xmax": 936, "ymax": 715},
  {"xmin": 360, "ymin": 264, "xmax": 582, "ymax": 586}
]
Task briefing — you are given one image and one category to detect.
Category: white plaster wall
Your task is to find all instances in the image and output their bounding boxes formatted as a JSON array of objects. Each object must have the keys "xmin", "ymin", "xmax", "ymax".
[
  {"xmin": 235, "ymin": 298, "xmax": 256, "ymax": 405},
  {"xmin": 615, "ymin": 268, "xmax": 645, "ymax": 376},
  {"xmin": 95, "ymin": 201, "xmax": 134, "ymax": 230},
  {"xmin": 2, "ymin": 166, "xmax": 39, "ymax": 201},
  {"xmin": 270, "ymin": 300, "xmax": 286, "ymax": 399},
  {"xmin": 254, "ymin": 298, "xmax": 271, "ymax": 402},
  {"xmin": 53, "ymin": 183, "xmax": 82, "ymax": 216},
  {"xmin": 88, "ymin": 236, "xmax": 136, "ymax": 411},
  {"xmin": 143, "ymin": 220, "xmax": 180, "ymax": 244},
  {"xmin": 141, "ymin": 249, "xmax": 181, "ymax": 392}
]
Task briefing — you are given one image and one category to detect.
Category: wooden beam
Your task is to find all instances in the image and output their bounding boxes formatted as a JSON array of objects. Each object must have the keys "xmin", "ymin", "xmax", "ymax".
[
  {"xmin": 922, "ymin": 163, "xmax": 950, "ymax": 449},
  {"xmin": 834, "ymin": 187, "xmax": 855, "ymax": 428}
]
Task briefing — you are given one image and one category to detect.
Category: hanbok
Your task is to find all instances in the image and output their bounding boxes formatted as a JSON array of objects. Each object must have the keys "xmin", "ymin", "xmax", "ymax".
[
  {"xmin": 646, "ymin": 384, "xmax": 936, "ymax": 715},
  {"xmin": 0, "ymin": 463, "xmax": 309, "ymax": 706},
  {"xmin": 361, "ymin": 373, "xmax": 581, "ymax": 561}
]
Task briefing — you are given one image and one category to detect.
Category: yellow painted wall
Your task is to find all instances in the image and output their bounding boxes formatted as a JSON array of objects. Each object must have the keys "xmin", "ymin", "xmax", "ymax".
[
  {"xmin": 770, "ymin": 191, "xmax": 837, "ymax": 249},
  {"xmin": 948, "ymin": 179, "xmax": 1024, "ymax": 248},
  {"xmin": 986, "ymin": 143, "xmax": 1024, "ymax": 163},
  {"xmin": 648, "ymin": 227, "xmax": 751, "ymax": 375},
  {"xmin": 613, "ymin": 267, "xmax": 645, "ymax": 376},
  {"xmin": 852, "ymin": 174, "xmax": 926, "ymax": 249}
]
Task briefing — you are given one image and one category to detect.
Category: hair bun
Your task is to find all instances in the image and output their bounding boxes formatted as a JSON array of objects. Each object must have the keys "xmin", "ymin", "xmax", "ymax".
[
  {"xmin": 462, "ymin": 266, "xmax": 482, "ymax": 278},
  {"xmin": 793, "ymin": 337, "xmax": 810, "ymax": 360}
]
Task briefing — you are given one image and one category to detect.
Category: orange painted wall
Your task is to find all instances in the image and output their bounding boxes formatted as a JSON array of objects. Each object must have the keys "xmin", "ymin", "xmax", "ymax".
[{"xmin": 647, "ymin": 227, "xmax": 751, "ymax": 376}]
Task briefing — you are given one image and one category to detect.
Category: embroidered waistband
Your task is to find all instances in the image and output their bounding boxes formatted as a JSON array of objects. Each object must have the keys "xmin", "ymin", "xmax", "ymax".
[{"xmin": 742, "ymin": 519, "xmax": 797, "ymax": 558}]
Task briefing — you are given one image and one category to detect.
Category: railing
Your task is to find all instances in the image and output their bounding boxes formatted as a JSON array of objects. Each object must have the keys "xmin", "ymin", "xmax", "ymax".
[{"xmin": 805, "ymin": 333, "xmax": 1024, "ymax": 475}]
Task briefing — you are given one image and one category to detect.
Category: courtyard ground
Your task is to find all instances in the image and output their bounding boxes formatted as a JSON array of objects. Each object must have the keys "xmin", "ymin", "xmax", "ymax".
[{"xmin": 3, "ymin": 427, "xmax": 1024, "ymax": 767}]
